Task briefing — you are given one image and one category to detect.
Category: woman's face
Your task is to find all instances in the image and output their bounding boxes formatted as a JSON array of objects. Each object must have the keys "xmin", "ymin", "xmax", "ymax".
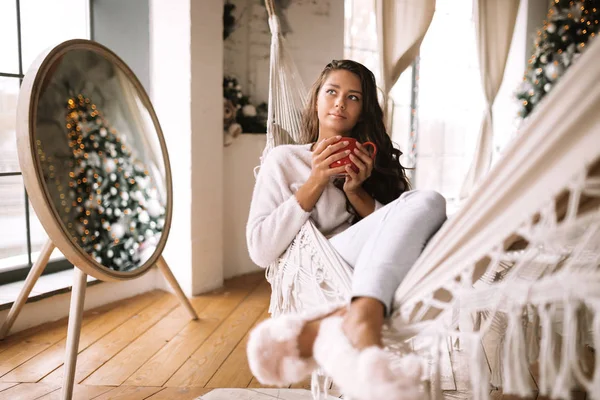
[{"xmin": 316, "ymin": 69, "xmax": 362, "ymax": 136}]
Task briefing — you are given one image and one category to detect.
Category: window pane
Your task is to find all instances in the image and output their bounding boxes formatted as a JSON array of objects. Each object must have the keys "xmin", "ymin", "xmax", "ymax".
[
  {"xmin": 20, "ymin": 0, "xmax": 89, "ymax": 73},
  {"xmin": 0, "ymin": 176, "xmax": 27, "ymax": 272},
  {"xmin": 29, "ymin": 198, "xmax": 66, "ymax": 263},
  {"xmin": 0, "ymin": 0, "xmax": 20, "ymax": 74},
  {"xmin": 0, "ymin": 77, "xmax": 21, "ymax": 173}
]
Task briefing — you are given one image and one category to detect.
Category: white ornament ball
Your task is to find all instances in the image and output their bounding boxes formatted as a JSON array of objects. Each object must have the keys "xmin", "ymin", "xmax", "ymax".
[
  {"xmin": 157, "ymin": 218, "xmax": 165, "ymax": 229},
  {"xmin": 138, "ymin": 245, "xmax": 156, "ymax": 265},
  {"xmin": 146, "ymin": 199, "xmax": 162, "ymax": 218},
  {"xmin": 100, "ymin": 127, "xmax": 107, "ymax": 137},
  {"xmin": 547, "ymin": 23, "xmax": 556, "ymax": 34},
  {"xmin": 540, "ymin": 54, "xmax": 548, "ymax": 63},
  {"xmin": 139, "ymin": 210, "xmax": 150, "ymax": 224},
  {"xmin": 105, "ymin": 159, "xmax": 116, "ymax": 173},
  {"xmin": 544, "ymin": 83, "xmax": 552, "ymax": 92},
  {"xmin": 145, "ymin": 229, "xmax": 154, "ymax": 238},
  {"xmin": 111, "ymin": 222, "xmax": 125, "ymax": 239},
  {"xmin": 110, "ymin": 187, "xmax": 118, "ymax": 196},
  {"xmin": 114, "ymin": 208, "xmax": 122, "ymax": 217},
  {"xmin": 110, "ymin": 173, "xmax": 117, "ymax": 182},
  {"xmin": 544, "ymin": 63, "xmax": 563, "ymax": 80},
  {"xmin": 242, "ymin": 104, "xmax": 257, "ymax": 117},
  {"xmin": 106, "ymin": 209, "xmax": 113, "ymax": 217},
  {"xmin": 107, "ymin": 249, "xmax": 114, "ymax": 258},
  {"xmin": 121, "ymin": 192, "xmax": 129, "ymax": 201}
]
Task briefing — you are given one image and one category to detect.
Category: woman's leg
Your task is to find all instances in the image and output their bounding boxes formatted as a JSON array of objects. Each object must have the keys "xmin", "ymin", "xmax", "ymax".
[
  {"xmin": 328, "ymin": 190, "xmax": 447, "ymax": 349},
  {"xmin": 299, "ymin": 190, "xmax": 447, "ymax": 354},
  {"xmin": 348, "ymin": 189, "xmax": 447, "ymax": 316}
]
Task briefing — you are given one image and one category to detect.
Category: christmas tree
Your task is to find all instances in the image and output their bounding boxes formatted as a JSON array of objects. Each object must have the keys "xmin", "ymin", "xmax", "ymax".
[
  {"xmin": 64, "ymin": 94, "xmax": 165, "ymax": 271},
  {"xmin": 516, "ymin": 0, "xmax": 599, "ymax": 119}
]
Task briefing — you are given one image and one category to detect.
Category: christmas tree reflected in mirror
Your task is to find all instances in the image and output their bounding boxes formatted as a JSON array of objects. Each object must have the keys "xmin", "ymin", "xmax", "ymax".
[{"xmin": 33, "ymin": 48, "xmax": 167, "ymax": 272}]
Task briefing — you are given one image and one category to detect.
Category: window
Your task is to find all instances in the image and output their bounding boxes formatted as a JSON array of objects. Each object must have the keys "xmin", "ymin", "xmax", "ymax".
[
  {"xmin": 345, "ymin": 0, "xmax": 524, "ymax": 213},
  {"xmin": 0, "ymin": 0, "xmax": 91, "ymax": 284}
]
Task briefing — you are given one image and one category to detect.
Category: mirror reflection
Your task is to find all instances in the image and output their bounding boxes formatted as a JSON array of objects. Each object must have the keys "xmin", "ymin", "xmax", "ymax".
[{"xmin": 34, "ymin": 48, "xmax": 167, "ymax": 272}]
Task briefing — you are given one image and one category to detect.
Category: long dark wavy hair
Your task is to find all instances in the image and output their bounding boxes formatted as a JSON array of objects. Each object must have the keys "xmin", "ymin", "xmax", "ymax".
[{"xmin": 302, "ymin": 59, "xmax": 411, "ymax": 221}]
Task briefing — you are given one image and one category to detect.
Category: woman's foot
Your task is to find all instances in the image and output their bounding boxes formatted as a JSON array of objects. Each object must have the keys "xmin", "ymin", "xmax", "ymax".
[
  {"xmin": 246, "ymin": 303, "xmax": 345, "ymax": 386},
  {"xmin": 311, "ymin": 297, "xmax": 422, "ymax": 400}
]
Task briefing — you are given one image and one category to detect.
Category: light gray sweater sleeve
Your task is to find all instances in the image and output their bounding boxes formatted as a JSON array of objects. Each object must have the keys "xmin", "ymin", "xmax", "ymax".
[{"xmin": 246, "ymin": 149, "xmax": 311, "ymax": 267}]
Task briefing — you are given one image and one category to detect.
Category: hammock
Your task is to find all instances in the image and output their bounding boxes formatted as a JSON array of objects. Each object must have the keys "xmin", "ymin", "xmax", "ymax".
[{"xmin": 259, "ymin": 3, "xmax": 600, "ymax": 400}]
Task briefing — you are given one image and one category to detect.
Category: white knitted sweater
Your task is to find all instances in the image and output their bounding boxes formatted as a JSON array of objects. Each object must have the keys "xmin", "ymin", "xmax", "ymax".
[{"xmin": 246, "ymin": 143, "xmax": 382, "ymax": 268}]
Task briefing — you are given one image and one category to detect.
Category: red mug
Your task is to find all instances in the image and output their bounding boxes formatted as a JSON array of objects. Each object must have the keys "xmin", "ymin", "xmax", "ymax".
[{"xmin": 329, "ymin": 137, "xmax": 377, "ymax": 174}]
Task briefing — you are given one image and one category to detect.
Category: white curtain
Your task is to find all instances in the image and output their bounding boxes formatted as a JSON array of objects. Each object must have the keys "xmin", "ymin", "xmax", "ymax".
[
  {"xmin": 459, "ymin": 0, "xmax": 520, "ymax": 199},
  {"xmin": 375, "ymin": 0, "xmax": 436, "ymax": 127}
]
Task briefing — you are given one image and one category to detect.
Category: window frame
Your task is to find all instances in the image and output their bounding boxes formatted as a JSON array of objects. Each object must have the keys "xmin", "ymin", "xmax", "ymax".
[{"xmin": 0, "ymin": 0, "xmax": 93, "ymax": 285}]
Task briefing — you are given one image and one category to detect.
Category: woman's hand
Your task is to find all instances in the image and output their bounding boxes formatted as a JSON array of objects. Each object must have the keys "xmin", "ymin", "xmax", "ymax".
[
  {"xmin": 309, "ymin": 136, "xmax": 351, "ymax": 187},
  {"xmin": 343, "ymin": 143, "xmax": 374, "ymax": 194}
]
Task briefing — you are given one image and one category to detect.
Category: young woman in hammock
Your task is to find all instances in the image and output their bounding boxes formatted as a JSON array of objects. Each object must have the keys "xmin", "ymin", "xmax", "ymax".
[{"xmin": 245, "ymin": 59, "xmax": 446, "ymax": 399}]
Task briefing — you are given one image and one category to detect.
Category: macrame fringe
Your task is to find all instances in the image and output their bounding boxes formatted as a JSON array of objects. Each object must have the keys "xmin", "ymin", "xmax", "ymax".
[
  {"xmin": 552, "ymin": 301, "xmax": 578, "ymax": 400},
  {"xmin": 468, "ymin": 336, "xmax": 490, "ymax": 400},
  {"xmin": 502, "ymin": 307, "xmax": 533, "ymax": 397},
  {"xmin": 525, "ymin": 305, "xmax": 540, "ymax": 364},
  {"xmin": 431, "ymin": 336, "xmax": 443, "ymax": 400},
  {"xmin": 590, "ymin": 311, "xmax": 600, "ymax": 400},
  {"xmin": 538, "ymin": 304, "xmax": 559, "ymax": 396}
]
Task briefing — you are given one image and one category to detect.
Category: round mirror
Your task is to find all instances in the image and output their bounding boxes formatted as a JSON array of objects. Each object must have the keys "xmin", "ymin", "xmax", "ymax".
[{"xmin": 17, "ymin": 39, "xmax": 172, "ymax": 281}]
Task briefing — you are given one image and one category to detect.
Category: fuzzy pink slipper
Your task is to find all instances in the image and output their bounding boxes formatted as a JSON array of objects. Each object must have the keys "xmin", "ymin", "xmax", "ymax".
[
  {"xmin": 246, "ymin": 303, "xmax": 344, "ymax": 386},
  {"xmin": 313, "ymin": 316, "xmax": 423, "ymax": 400}
]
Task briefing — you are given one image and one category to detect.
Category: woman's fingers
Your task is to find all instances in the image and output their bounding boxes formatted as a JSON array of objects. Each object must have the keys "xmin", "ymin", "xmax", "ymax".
[
  {"xmin": 324, "ymin": 149, "xmax": 351, "ymax": 165},
  {"xmin": 327, "ymin": 165, "xmax": 348, "ymax": 177},
  {"xmin": 317, "ymin": 141, "xmax": 350, "ymax": 162},
  {"xmin": 349, "ymin": 153, "xmax": 367, "ymax": 173},
  {"xmin": 313, "ymin": 136, "xmax": 342, "ymax": 156},
  {"xmin": 353, "ymin": 147, "xmax": 373, "ymax": 167},
  {"xmin": 345, "ymin": 164, "xmax": 359, "ymax": 180}
]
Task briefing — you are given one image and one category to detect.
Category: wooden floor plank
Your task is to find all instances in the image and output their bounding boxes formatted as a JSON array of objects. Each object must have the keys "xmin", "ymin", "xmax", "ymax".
[
  {"xmin": 90, "ymin": 385, "xmax": 163, "ymax": 400},
  {"xmin": 0, "ymin": 382, "xmax": 59, "ymax": 400},
  {"xmin": 144, "ymin": 387, "xmax": 213, "ymax": 400},
  {"xmin": 82, "ymin": 295, "xmax": 214, "ymax": 386},
  {"xmin": 247, "ymin": 377, "xmax": 290, "ymax": 389},
  {"xmin": 3, "ymin": 272, "xmax": 593, "ymax": 400},
  {"xmin": 164, "ymin": 281, "xmax": 271, "ymax": 387},
  {"xmin": 34, "ymin": 384, "xmax": 114, "ymax": 400},
  {"xmin": 41, "ymin": 292, "xmax": 179, "ymax": 384},
  {"xmin": 481, "ymin": 326, "xmax": 538, "ymax": 397},
  {"xmin": 123, "ymin": 277, "xmax": 264, "ymax": 387},
  {"xmin": 206, "ymin": 306, "xmax": 270, "ymax": 388},
  {"xmin": 0, "ymin": 383, "xmax": 17, "ymax": 392},
  {"xmin": 1, "ymin": 291, "xmax": 164, "ymax": 383}
]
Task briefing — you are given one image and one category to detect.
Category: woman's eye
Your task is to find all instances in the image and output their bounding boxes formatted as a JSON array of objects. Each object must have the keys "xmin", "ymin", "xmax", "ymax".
[
  {"xmin": 349, "ymin": 95, "xmax": 360, "ymax": 101},
  {"xmin": 326, "ymin": 89, "xmax": 336, "ymax": 95}
]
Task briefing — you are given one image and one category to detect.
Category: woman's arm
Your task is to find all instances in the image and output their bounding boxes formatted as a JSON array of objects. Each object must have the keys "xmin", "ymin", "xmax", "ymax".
[
  {"xmin": 346, "ymin": 187, "xmax": 376, "ymax": 218},
  {"xmin": 246, "ymin": 152, "xmax": 312, "ymax": 268}
]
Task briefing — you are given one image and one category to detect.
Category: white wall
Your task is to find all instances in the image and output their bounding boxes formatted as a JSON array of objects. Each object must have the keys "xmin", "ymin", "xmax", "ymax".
[
  {"xmin": 221, "ymin": 0, "xmax": 344, "ymax": 277},
  {"xmin": 223, "ymin": 135, "xmax": 265, "ymax": 278},
  {"xmin": 150, "ymin": 0, "xmax": 224, "ymax": 295},
  {"xmin": 224, "ymin": 0, "xmax": 344, "ymax": 105},
  {"xmin": 93, "ymin": 0, "xmax": 151, "ymax": 93}
]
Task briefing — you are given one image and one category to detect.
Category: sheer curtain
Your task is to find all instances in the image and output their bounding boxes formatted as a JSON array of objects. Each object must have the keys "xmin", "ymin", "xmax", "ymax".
[
  {"xmin": 459, "ymin": 0, "xmax": 520, "ymax": 199},
  {"xmin": 375, "ymin": 0, "xmax": 435, "ymax": 126},
  {"xmin": 413, "ymin": 1, "xmax": 485, "ymax": 212}
]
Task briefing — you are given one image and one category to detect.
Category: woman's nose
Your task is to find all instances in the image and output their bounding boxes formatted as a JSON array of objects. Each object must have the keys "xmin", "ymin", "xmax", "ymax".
[{"xmin": 336, "ymin": 98, "xmax": 346, "ymax": 109}]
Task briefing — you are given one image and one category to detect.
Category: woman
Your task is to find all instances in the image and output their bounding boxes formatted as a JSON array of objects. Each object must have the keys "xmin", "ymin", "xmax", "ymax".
[{"xmin": 246, "ymin": 60, "xmax": 446, "ymax": 400}]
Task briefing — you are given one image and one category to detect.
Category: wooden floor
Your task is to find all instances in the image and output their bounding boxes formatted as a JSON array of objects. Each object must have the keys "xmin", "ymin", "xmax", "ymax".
[{"xmin": 0, "ymin": 272, "xmax": 592, "ymax": 400}]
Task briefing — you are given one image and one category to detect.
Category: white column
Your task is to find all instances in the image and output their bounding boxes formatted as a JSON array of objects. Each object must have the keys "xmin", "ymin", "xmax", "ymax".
[{"xmin": 149, "ymin": 0, "xmax": 223, "ymax": 295}]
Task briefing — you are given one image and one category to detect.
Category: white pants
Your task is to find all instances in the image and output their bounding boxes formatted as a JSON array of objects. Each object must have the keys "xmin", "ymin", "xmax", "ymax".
[{"xmin": 329, "ymin": 190, "xmax": 447, "ymax": 315}]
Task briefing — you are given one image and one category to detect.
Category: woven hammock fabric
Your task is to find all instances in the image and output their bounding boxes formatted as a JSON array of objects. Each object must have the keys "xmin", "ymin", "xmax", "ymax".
[{"xmin": 259, "ymin": 2, "xmax": 600, "ymax": 398}]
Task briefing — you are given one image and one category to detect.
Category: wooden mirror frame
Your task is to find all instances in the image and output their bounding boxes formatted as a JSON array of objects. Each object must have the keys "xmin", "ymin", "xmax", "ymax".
[{"xmin": 16, "ymin": 39, "xmax": 173, "ymax": 281}]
